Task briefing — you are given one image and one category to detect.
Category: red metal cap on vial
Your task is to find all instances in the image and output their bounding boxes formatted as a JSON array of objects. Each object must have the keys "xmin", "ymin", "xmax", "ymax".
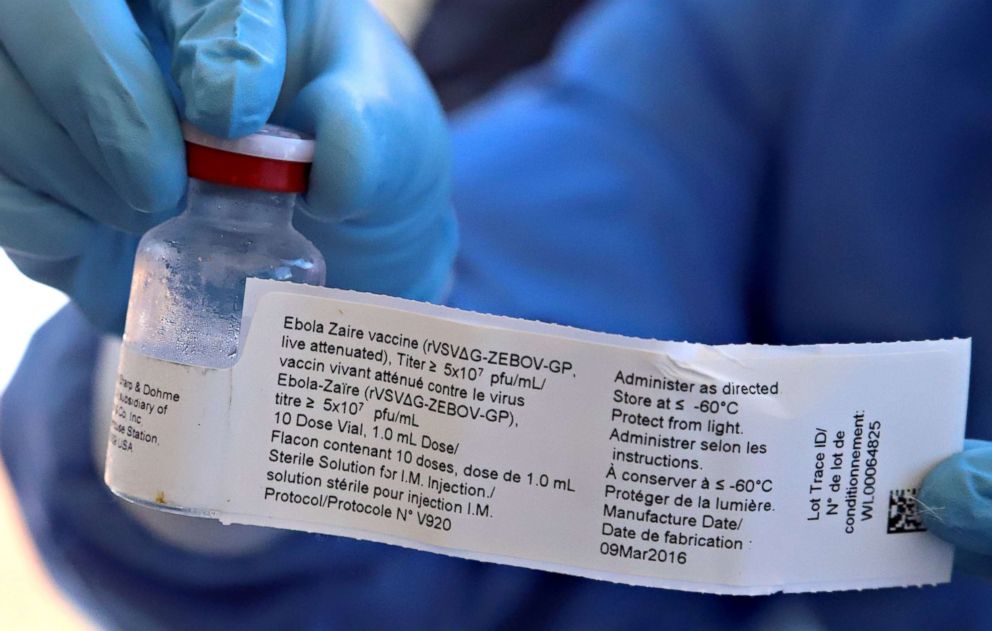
[{"xmin": 182, "ymin": 122, "xmax": 315, "ymax": 193}]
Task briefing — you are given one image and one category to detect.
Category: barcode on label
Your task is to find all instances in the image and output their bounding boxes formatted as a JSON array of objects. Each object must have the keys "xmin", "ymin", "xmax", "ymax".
[{"xmin": 887, "ymin": 488, "xmax": 926, "ymax": 534}]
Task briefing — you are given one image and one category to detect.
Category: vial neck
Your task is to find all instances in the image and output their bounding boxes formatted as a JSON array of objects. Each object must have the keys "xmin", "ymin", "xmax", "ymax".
[{"xmin": 184, "ymin": 178, "xmax": 297, "ymax": 228}]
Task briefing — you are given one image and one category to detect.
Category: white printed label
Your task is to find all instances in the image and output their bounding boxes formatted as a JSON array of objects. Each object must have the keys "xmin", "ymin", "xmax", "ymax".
[{"xmin": 105, "ymin": 279, "xmax": 971, "ymax": 595}]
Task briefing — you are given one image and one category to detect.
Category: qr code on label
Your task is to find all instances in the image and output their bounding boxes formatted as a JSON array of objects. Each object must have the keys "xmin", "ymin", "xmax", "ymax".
[{"xmin": 887, "ymin": 488, "xmax": 926, "ymax": 534}]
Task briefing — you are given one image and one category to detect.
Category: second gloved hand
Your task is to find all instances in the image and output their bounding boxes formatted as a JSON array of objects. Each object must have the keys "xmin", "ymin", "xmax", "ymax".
[
  {"xmin": 0, "ymin": 0, "xmax": 456, "ymax": 332},
  {"xmin": 919, "ymin": 439, "xmax": 992, "ymax": 575}
]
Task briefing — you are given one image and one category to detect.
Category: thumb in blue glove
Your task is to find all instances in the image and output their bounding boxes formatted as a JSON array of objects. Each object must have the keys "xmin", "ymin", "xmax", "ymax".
[
  {"xmin": 0, "ymin": 0, "xmax": 455, "ymax": 332},
  {"xmin": 919, "ymin": 439, "xmax": 992, "ymax": 574}
]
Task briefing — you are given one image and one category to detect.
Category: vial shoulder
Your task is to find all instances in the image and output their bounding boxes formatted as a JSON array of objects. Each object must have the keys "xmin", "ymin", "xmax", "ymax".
[
  {"xmin": 135, "ymin": 214, "xmax": 194, "ymax": 255},
  {"xmin": 135, "ymin": 215, "xmax": 324, "ymax": 284}
]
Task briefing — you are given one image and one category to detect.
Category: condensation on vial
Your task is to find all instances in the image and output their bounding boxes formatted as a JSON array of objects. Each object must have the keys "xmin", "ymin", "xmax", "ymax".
[{"xmin": 123, "ymin": 179, "xmax": 326, "ymax": 369}]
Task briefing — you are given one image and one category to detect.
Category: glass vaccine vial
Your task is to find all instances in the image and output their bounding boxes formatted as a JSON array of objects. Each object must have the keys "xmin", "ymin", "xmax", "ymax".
[{"xmin": 123, "ymin": 123, "xmax": 326, "ymax": 368}]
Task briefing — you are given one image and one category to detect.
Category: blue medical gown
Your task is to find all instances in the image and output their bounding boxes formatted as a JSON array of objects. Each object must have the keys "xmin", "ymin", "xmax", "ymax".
[{"xmin": 3, "ymin": 0, "xmax": 992, "ymax": 628}]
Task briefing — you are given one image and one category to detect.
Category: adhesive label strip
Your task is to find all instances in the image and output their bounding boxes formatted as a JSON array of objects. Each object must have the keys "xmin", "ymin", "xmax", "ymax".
[{"xmin": 105, "ymin": 279, "xmax": 971, "ymax": 595}]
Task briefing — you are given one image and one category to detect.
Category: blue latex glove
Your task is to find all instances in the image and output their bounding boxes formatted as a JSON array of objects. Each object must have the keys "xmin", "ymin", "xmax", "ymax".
[
  {"xmin": 0, "ymin": 0, "xmax": 456, "ymax": 332},
  {"xmin": 919, "ymin": 440, "xmax": 992, "ymax": 573}
]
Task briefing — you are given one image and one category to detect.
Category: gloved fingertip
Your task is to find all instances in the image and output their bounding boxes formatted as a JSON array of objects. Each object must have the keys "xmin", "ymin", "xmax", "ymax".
[
  {"xmin": 302, "ymin": 133, "xmax": 372, "ymax": 221},
  {"xmin": 112, "ymin": 202, "xmax": 181, "ymax": 236},
  {"xmin": 288, "ymin": 81, "xmax": 392, "ymax": 221},
  {"xmin": 88, "ymin": 104, "xmax": 187, "ymax": 214},
  {"xmin": 919, "ymin": 443, "xmax": 992, "ymax": 556},
  {"xmin": 179, "ymin": 55, "xmax": 283, "ymax": 138},
  {"xmin": 170, "ymin": 4, "xmax": 287, "ymax": 138},
  {"xmin": 115, "ymin": 139, "xmax": 188, "ymax": 215}
]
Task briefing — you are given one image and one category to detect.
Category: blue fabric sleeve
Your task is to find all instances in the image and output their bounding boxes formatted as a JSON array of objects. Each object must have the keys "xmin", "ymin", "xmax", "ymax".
[{"xmin": 448, "ymin": 0, "xmax": 804, "ymax": 342}]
